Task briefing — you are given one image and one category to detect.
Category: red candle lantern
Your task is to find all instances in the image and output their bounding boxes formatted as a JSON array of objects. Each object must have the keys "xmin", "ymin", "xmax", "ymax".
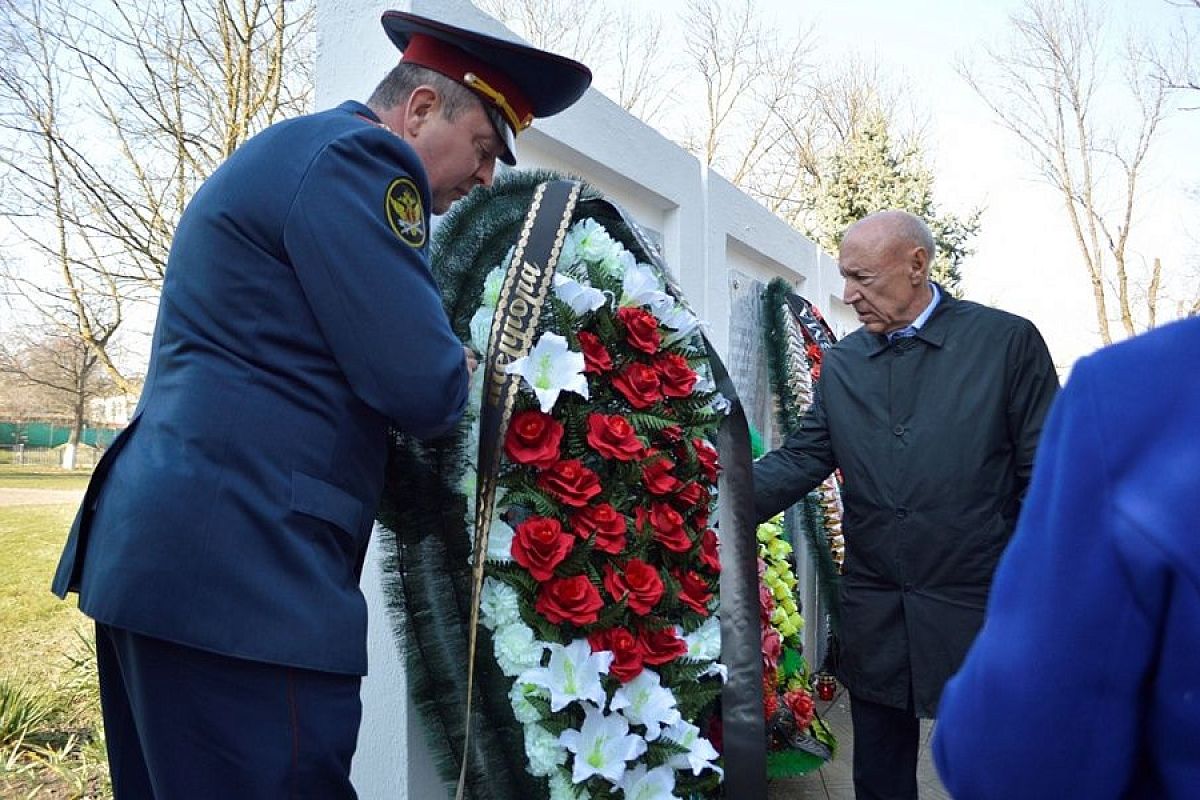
[{"xmin": 814, "ymin": 672, "xmax": 837, "ymax": 702}]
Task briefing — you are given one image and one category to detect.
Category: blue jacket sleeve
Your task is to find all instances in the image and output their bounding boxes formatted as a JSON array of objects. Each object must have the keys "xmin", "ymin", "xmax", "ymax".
[
  {"xmin": 283, "ymin": 126, "xmax": 467, "ymax": 439},
  {"xmin": 933, "ymin": 359, "xmax": 1162, "ymax": 798}
]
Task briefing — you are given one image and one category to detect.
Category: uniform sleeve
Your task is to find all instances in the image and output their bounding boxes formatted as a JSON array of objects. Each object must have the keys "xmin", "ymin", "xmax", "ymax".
[
  {"xmin": 282, "ymin": 127, "xmax": 467, "ymax": 440},
  {"xmin": 1006, "ymin": 319, "xmax": 1060, "ymax": 498},
  {"xmin": 933, "ymin": 359, "xmax": 1164, "ymax": 798},
  {"xmin": 752, "ymin": 381, "xmax": 836, "ymax": 523}
]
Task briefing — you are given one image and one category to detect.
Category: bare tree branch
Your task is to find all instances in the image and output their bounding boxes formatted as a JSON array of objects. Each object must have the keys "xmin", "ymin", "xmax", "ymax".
[
  {"xmin": 0, "ymin": 0, "xmax": 313, "ymax": 395},
  {"xmin": 960, "ymin": 0, "xmax": 1177, "ymax": 341}
]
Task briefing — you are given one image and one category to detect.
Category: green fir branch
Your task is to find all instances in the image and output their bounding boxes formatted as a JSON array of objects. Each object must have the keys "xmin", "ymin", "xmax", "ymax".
[
  {"xmin": 629, "ymin": 411, "xmax": 682, "ymax": 434},
  {"xmin": 674, "ymin": 680, "xmax": 725, "ymax": 720},
  {"xmin": 762, "ymin": 277, "xmax": 805, "ymax": 437}
]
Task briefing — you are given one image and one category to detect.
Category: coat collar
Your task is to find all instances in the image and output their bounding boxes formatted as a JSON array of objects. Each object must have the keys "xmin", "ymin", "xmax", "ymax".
[{"xmin": 866, "ymin": 283, "xmax": 955, "ymax": 357}]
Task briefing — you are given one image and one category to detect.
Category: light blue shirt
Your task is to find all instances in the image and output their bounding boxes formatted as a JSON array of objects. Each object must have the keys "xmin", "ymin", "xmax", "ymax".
[{"xmin": 887, "ymin": 283, "xmax": 941, "ymax": 341}]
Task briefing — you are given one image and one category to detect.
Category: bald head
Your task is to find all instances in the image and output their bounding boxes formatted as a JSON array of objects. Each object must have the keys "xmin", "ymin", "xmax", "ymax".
[
  {"xmin": 838, "ymin": 210, "xmax": 937, "ymax": 335},
  {"xmin": 842, "ymin": 210, "xmax": 936, "ymax": 275}
]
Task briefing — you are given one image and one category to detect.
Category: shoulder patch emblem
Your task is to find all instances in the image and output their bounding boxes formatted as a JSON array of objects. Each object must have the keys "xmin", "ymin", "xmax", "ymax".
[{"xmin": 385, "ymin": 177, "xmax": 425, "ymax": 248}]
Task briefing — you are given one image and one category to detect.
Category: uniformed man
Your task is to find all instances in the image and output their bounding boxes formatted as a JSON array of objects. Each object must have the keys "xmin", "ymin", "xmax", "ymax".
[{"xmin": 51, "ymin": 12, "xmax": 590, "ymax": 798}]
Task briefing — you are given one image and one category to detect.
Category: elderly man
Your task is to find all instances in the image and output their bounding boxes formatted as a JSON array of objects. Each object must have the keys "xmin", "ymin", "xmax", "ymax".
[
  {"xmin": 754, "ymin": 210, "xmax": 1059, "ymax": 800},
  {"xmin": 51, "ymin": 11, "xmax": 589, "ymax": 799}
]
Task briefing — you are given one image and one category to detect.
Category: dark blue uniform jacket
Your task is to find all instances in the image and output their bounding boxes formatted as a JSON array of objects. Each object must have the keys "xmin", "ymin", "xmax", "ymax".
[{"xmin": 52, "ymin": 101, "xmax": 468, "ymax": 676}]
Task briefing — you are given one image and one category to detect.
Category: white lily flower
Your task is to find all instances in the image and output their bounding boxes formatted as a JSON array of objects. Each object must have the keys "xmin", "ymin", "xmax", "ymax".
[
  {"xmin": 620, "ymin": 261, "xmax": 672, "ymax": 311},
  {"xmin": 658, "ymin": 303, "xmax": 699, "ymax": 332},
  {"xmin": 493, "ymin": 622, "xmax": 547, "ymax": 677},
  {"xmin": 559, "ymin": 703, "xmax": 647, "ymax": 785},
  {"xmin": 618, "ymin": 764, "xmax": 677, "ymax": 800},
  {"xmin": 683, "ymin": 616, "xmax": 722, "ymax": 661},
  {"xmin": 700, "ymin": 662, "xmax": 728, "ymax": 682},
  {"xmin": 480, "ymin": 578, "xmax": 521, "ymax": 630},
  {"xmin": 553, "ymin": 273, "xmax": 607, "ymax": 315},
  {"xmin": 521, "ymin": 639, "xmax": 612, "ymax": 712},
  {"xmin": 504, "ymin": 332, "xmax": 589, "ymax": 413},
  {"xmin": 693, "ymin": 374, "xmax": 716, "ymax": 395},
  {"xmin": 663, "ymin": 720, "xmax": 723, "ymax": 777},
  {"xmin": 609, "ymin": 669, "xmax": 680, "ymax": 742},
  {"xmin": 710, "ymin": 392, "xmax": 732, "ymax": 415},
  {"xmin": 525, "ymin": 722, "xmax": 569, "ymax": 777},
  {"xmin": 660, "ymin": 303, "xmax": 709, "ymax": 346}
]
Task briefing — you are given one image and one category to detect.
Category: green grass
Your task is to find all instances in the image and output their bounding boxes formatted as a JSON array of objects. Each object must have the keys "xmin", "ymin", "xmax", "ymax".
[
  {"xmin": 0, "ymin": 465, "xmax": 92, "ymax": 492},
  {"xmin": 0, "ymin": 496, "xmax": 108, "ymax": 797},
  {"xmin": 0, "ymin": 505, "xmax": 88, "ymax": 684}
]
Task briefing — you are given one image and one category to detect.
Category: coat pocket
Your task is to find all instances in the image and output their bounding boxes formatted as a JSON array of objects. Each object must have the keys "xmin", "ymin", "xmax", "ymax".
[{"xmin": 289, "ymin": 470, "xmax": 363, "ymax": 536}]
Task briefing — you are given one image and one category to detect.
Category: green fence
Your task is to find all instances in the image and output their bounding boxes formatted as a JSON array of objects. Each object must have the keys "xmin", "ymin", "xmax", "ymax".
[{"xmin": 0, "ymin": 420, "xmax": 122, "ymax": 449}]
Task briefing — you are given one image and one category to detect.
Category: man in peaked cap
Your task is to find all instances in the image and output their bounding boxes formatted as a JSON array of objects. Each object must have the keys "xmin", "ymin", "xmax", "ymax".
[{"xmin": 51, "ymin": 11, "xmax": 590, "ymax": 799}]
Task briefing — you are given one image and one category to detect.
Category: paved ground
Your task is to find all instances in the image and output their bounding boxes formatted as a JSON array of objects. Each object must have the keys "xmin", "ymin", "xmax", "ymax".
[
  {"xmin": 0, "ymin": 487, "xmax": 85, "ymax": 507},
  {"xmin": 768, "ymin": 689, "xmax": 950, "ymax": 800}
]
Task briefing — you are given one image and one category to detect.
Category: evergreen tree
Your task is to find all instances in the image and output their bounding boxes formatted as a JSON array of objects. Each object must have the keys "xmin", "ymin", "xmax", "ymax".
[{"xmin": 806, "ymin": 111, "xmax": 980, "ymax": 294}]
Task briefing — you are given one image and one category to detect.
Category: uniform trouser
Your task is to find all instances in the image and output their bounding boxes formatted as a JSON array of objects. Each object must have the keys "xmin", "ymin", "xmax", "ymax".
[
  {"xmin": 850, "ymin": 693, "xmax": 920, "ymax": 800},
  {"xmin": 95, "ymin": 622, "xmax": 361, "ymax": 799}
]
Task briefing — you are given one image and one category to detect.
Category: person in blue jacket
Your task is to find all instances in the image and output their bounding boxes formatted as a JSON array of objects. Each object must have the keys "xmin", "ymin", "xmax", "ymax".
[
  {"xmin": 933, "ymin": 315, "xmax": 1200, "ymax": 798},
  {"xmin": 50, "ymin": 11, "xmax": 590, "ymax": 799}
]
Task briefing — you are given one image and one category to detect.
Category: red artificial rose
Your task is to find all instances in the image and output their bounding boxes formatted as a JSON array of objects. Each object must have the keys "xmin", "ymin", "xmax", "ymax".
[
  {"xmin": 762, "ymin": 626, "xmax": 782, "ymax": 672},
  {"xmin": 612, "ymin": 363, "xmax": 663, "ymax": 409},
  {"xmin": 692, "ymin": 511, "xmax": 709, "ymax": 532},
  {"xmin": 634, "ymin": 506, "xmax": 650, "ymax": 536},
  {"xmin": 658, "ymin": 424, "xmax": 683, "ymax": 443},
  {"xmin": 504, "ymin": 409, "xmax": 564, "ymax": 470},
  {"xmin": 588, "ymin": 627, "xmax": 645, "ymax": 683},
  {"xmin": 675, "ymin": 480, "xmax": 705, "ymax": 508},
  {"xmin": 759, "ymin": 577, "xmax": 776, "ymax": 624},
  {"xmin": 672, "ymin": 568, "xmax": 713, "ymax": 616},
  {"xmin": 537, "ymin": 459, "xmax": 602, "ymax": 508},
  {"xmin": 653, "ymin": 352, "xmax": 698, "ymax": 398},
  {"xmin": 536, "ymin": 574, "xmax": 603, "ymax": 626},
  {"xmin": 648, "ymin": 502, "xmax": 692, "ymax": 553},
  {"xmin": 571, "ymin": 503, "xmax": 628, "ymax": 554},
  {"xmin": 700, "ymin": 528, "xmax": 721, "ymax": 573},
  {"xmin": 783, "ymin": 689, "xmax": 816, "ymax": 731},
  {"xmin": 578, "ymin": 331, "xmax": 613, "ymax": 374},
  {"xmin": 603, "ymin": 559, "xmax": 665, "ymax": 615},
  {"xmin": 640, "ymin": 625, "xmax": 688, "ymax": 666},
  {"xmin": 693, "ymin": 438, "xmax": 720, "ymax": 482},
  {"xmin": 642, "ymin": 454, "xmax": 683, "ymax": 496},
  {"xmin": 586, "ymin": 413, "xmax": 644, "ymax": 461},
  {"xmin": 763, "ymin": 674, "xmax": 780, "ymax": 720},
  {"xmin": 511, "ymin": 516, "xmax": 574, "ymax": 581},
  {"xmin": 617, "ymin": 306, "xmax": 662, "ymax": 354},
  {"xmin": 806, "ymin": 342, "xmax": 824, "ymax": 382}
]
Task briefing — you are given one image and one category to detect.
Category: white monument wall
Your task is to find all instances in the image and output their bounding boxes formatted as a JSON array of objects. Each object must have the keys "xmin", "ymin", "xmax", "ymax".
[{"xmin": 312, "ymin": 1, "xmax": 854, "ymax": 796}]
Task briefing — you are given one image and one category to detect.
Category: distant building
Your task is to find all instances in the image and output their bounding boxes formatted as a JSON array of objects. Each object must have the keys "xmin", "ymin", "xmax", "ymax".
[{"xmin": 89, "ymin": 390, "xmax": 140, "ymax": 426}]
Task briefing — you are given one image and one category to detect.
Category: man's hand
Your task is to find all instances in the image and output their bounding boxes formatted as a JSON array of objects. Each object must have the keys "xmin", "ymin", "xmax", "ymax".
[{"xmin": 464, "ymin": 346, "xmax": 480, "ymax": 377}]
